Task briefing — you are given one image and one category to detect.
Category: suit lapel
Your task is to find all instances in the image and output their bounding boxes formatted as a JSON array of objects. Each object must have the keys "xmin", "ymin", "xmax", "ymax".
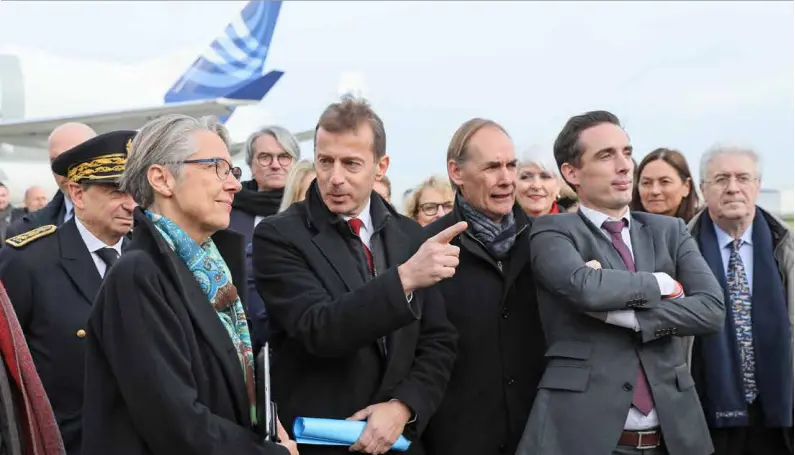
[
  {"xmin": 576, "ymin": 210, "xmax": 627, "ymax": 271},
  {"xmin": 58, "ymin": 220, "xmax": 102, "ymax": 304},
  {"xmin": 629, "ymin": 215, "xmax": 655, "ymax": 272},
  {"xmin": 312, "ymin": 226, "xmax": 364, "ymax": 292}
]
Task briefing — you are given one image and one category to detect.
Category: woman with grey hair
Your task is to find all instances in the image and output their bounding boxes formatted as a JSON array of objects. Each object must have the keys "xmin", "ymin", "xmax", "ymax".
[
  {"xmin": 515, "ymin": 145, "xmax": 569, "ymax": 216},
  {"xmin": 80, "ymin": 114, "xmax": 298, "ymax": 455}
]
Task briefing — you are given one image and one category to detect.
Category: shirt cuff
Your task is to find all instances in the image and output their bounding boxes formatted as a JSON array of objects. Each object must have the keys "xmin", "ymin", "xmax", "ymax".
[
  {"xmin": 605, "ymin": 310, "xmax": 640, "ymax": 332},
  {"xmin": 653, "ymin": 272, "xmax": 679, "ymax": 297}
]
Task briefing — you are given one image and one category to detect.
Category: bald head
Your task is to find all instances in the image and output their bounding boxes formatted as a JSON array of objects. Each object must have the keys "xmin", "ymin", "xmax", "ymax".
[
  {"xmin": 47, "ymin": 123, "xmax": 96, "ymax": 195},
  {"xmin": 24, "ymin": 186, "xmax": 48, "ymax": 212}
]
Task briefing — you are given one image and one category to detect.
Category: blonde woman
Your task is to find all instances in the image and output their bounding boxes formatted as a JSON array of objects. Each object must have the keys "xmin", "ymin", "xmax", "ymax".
[
  {"xmin": 403, "ymin": 175, "xmax": 454, "ymax": 227},
  {"xmin": 278, "ymin": 160, "xmax": 316, "ymax": 213}
]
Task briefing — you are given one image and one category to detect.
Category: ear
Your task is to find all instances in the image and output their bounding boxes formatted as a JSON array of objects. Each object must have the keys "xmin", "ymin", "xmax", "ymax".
[
  {"xmin": 699, "ymin": 182, "xmax": 708, "ymax": 203},
  {"xmin": 375, "ymin": 155, "xmax": 390, "ymax": 180},
  {"xmin": 448, "ymin": 159, "xmax": 464, "ymax": 189},
  {"xmin": 147, "ymin": 164, "xmax": 175, "ymax": 198},
  {"xmin": 67, "ymin": 182, "xmax": 85, "ymax": 211},
  {"xmin": 560, "ymin": 162, "xmax": 580, "ymax": 188},
  {"xmin": 682, "ymin": 177, "xmax": 692, "ymax": 198}
]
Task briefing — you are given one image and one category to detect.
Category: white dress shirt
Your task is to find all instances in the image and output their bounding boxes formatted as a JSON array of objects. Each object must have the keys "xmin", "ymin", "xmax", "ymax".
[
  {"xmin": 74, "ymin": 217, "xmax": 123, "ymax": 278},
  {"xmin": 342, "ymin": 198, "xmax": 373, "ymax": 248},
  {"xmin": 579, "ymin": 205, "xmax": 681, "ymax": 430},
  {"xmin": 714, "ymin": 223, "xmax": 754, "ymax": 293}
]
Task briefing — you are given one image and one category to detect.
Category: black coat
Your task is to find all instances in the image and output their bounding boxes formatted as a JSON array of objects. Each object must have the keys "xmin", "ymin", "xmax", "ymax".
[
  {"xmin": 5, "ymin": 191, "xmax": 67, "ymax": 239},
  {"xmin": 252, "ymin": 182, "xmax": 458, "ymax": 454},
  {"xmin": 80, "ymin": 208, "xmax": 288, "ymax": 455},
  {"xmin": 0, "ymin": 218, "xmax": 114, "ymax": 455},
  {"xmin": 421, "ymin": 203, "xmax": 547, "ymax": 455}
]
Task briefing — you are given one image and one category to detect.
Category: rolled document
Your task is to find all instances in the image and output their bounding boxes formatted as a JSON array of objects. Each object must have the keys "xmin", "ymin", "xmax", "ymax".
[{"xmin": 293, "ymin": 417, "xmax": 411, "ymax": 451}]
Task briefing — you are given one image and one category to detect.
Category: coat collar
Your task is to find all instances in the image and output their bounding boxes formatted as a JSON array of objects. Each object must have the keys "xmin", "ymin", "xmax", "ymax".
[{"xmin": 303, "ymin": 180, "xmax": 409, "ymax": 291}]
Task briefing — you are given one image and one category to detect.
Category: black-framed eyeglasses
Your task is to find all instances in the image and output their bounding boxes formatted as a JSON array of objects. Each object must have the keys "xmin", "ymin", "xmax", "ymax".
[
  {"xmin": 172, "ymin": 158, "xmax": 242, "ymax": 181},
  {"xmin": 256, "ymin": 152, "xmax": 293, "ymax": 167},
  {"xmin": 419, "ymin": 202, "xmax": 454, "ymax": 217}
]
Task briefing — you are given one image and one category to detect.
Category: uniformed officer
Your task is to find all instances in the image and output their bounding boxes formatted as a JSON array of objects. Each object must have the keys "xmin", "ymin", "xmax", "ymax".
[{"xmin": 0, "ymin": 129, "xmax": 136, "ymax": 455}]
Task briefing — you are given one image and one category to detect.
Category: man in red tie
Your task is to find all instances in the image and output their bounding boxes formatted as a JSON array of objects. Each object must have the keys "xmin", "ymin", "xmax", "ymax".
[
  {"xmin": 252, "ymin": 97, "xmax": 461, "ymax": 455},
  {"xmin": 514, "ymin": 110, "xmax": 725, "ymax": 455}
]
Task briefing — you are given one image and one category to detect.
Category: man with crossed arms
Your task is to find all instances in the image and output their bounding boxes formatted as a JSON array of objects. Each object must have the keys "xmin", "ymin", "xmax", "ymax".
[{"xmin": 516, "ymin": 110, "xmax": 724, "ymax": 455}]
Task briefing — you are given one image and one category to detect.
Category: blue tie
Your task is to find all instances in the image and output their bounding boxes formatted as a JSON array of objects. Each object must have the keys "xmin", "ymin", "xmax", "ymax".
[{"xmin": 727, "ymin": 239, "xmax": 757, "ymax": 403}]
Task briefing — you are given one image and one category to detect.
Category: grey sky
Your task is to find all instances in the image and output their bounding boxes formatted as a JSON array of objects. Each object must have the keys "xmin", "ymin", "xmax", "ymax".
[{"xmin": 0, "ymin": 0, "xmax": 792, "ymax": 199}]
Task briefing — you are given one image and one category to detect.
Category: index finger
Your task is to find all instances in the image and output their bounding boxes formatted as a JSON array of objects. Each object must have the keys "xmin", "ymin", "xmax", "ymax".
[{"xmin": 429, "ymin": 221, "xmax": 467, "ymax": 244}]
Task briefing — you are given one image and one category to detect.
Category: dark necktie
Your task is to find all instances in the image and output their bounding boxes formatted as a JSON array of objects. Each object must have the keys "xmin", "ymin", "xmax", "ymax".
[
  {"xmin": 95, "ymin": 247, "xmax": 119, "ymax": 269},
  {"xmin": 726, "ymin": 239, "xmax": 757, "ymax": 403},
  {"xmin": 602, "ymin": 219, "xmax": 655, "ymax": 416},
  {"xmin": 348, "ymin": 218, "xmax": 374, "ymax": 275}
]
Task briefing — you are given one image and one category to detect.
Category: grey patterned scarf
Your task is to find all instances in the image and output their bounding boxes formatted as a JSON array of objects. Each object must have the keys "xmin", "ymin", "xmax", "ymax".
[{"xmin": 456, "ymin": 193, "xmax": 517, "ymax": 259}]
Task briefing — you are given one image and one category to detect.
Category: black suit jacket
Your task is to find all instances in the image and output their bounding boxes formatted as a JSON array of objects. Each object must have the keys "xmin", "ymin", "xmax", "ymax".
[
  {"xmin": 5, "ymin": 191, "xmax": 67, "ymax": 240},
  {"xmin": 81, "ymin": 208, "xmax": 286, "ymax": 455},
  {"xmin": 0, "ymin": 218, "xmax": 110, "ymax": 455},
  {"xmin": 252, "ymin": 181, "xmax": 458, "ymax": 454}
]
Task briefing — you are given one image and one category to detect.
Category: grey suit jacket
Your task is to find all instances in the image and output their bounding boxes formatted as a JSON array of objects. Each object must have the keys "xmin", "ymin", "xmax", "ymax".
[{"xmin": 515, "ymin": 210, "xmax": 724, "ymax": 455}]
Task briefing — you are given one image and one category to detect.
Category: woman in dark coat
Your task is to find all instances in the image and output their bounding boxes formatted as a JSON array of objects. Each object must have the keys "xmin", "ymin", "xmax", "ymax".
[{"xmin": 80, "ymin": 114, "xmax": 298, "ymax": 455}]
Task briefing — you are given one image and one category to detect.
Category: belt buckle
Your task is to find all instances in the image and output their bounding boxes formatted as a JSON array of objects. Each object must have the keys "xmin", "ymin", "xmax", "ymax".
[{"xmin": 635, "ymin": 430, "xmax": 659, "ymax": 450}]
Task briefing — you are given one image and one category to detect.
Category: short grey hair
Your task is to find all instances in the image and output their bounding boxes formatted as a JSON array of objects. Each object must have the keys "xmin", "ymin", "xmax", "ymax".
[
  {"xmin": 244, "ymin": 125, "xmax": 301, "ymax": 166},
  {"xmin": 120, "ymin": 114, "xmax": 230, "ymax": 208},
  {"xmin": 699, "ymin": 143, "xmax": 763, "ymax": 183},
  {"xmin": 518, "ymin": 144, "xmax": 558, "ymax": 176}
]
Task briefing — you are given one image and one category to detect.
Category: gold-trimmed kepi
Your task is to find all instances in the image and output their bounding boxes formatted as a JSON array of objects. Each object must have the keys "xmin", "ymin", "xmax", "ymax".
[{"xmin": 52, "ymin": 130, "xmax": 136, "ymax": 184}]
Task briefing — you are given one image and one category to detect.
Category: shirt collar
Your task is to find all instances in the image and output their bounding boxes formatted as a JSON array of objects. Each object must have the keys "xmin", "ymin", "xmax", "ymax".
[
  {"xmin": 579, "ymin": 204, "xmax": 632, "ymax": 231},
  {"xmin": 75, "ymin": 216, "xmax": 124, "ymax": 256},
  {"xmin": 713, "ymin": 222, "xmax": 753, "ymax": 249},
  {"xmin": 342, "ymin": 198, "xmax": 373, "ymax": 233},
  {"xmin": 64, "ymin": 196, "xmax": 74, "ymax": 215}
]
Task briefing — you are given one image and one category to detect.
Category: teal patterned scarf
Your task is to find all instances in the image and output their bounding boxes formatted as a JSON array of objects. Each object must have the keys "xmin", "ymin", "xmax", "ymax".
[{"xmin": 145, "ymin": 210, "xmax": 257, "ymax": 424}]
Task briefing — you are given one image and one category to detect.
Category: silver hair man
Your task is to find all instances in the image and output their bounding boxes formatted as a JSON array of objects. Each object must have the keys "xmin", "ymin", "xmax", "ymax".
[
  {"xmin": 121, "ymin": 114, "xmax": 230, "ymax": 208},
  {"xmin": 244, "ymin": 125, "xmax": 301, "ymax": 166},
  {"xmin": 699, "ymin": 143, "xmax": 763, "ymax": 183}
]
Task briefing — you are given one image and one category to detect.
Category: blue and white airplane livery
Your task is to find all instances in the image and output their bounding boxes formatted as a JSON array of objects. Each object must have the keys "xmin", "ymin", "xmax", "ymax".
[{"xmin": 0, "ymin": 1, "xmax": 307, "ymax": 151}]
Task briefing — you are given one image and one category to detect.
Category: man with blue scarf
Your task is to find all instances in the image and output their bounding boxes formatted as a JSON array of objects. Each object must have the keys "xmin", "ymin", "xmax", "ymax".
[{"xmin": 687, "ymin": 144, "xmax": 793, "ymax": 455}]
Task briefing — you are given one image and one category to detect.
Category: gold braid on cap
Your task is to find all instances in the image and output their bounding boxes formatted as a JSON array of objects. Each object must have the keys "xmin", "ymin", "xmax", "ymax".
[{"xmin": 67, "ymin": 153, "xmax": 127, "ymax": 183}]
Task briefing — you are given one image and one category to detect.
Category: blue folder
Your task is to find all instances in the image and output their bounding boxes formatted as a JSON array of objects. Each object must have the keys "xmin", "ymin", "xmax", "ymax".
[{"xmin": 293, "ymin": 417, "xmax": 411, "ymax": 451}]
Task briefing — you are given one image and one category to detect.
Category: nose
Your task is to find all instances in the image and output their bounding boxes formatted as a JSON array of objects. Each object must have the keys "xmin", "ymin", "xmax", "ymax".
[
  {"xmin": 121, "ymin": 194, "xmax": 137, "ymax": 211},
  {"xmin": 528, "ymin": 175, "xmax": 543, "ymax": 190},
  {"xmin": 617, "ymin": 154, "xmax": 632, "ymax": 174},
  {"xmin": 724, "ymin": 177, "xmax": 741, "ymax": 193},
  {"xmin": 650, "ymin": 182, "xmax": 662, "ymax": 195},
  {"xmin": 499, "ymin": 166, "xmax": 517, "ymax": 186},
  {"xmin": 269, "ymin": 158, "xmax": 282, "ymax": 170},
  {"xmin": 225, "ymin": 173, "xmax": 243, "ymax": 192},
  {"xmin": 329, "ymin": 162, "xmax": 346, "ymax": 186}
]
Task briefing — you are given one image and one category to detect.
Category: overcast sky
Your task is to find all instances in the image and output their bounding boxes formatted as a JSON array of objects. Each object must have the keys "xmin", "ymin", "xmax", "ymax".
[{"xmin": 0, "ymin": 0, "xmax": 792, "ymax": 198}]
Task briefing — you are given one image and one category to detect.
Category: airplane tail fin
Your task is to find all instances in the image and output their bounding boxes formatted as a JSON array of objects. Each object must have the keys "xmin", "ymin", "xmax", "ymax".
[{"xmin": 163, "ymin": 1, "xmax": 283, "ymax": 121}]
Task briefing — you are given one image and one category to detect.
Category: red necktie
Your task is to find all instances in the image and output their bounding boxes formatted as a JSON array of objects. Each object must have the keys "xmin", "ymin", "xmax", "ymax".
[
  {"xmin": 602, "ymin": 219, "xmax": 654, "ymax": 416},
  {"xmin": 347, "ymin": 218, "xmax": 374, "ymax": 275}
]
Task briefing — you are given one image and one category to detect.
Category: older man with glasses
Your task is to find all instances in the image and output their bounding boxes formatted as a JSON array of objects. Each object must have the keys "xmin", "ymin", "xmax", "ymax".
[
  {"xmin": 229, "ymin": 125, "xmax": 301, "ymax": 354},
  {"xmin": 687, "ymin": 144, "xmax": 793, "ymax": 455}
]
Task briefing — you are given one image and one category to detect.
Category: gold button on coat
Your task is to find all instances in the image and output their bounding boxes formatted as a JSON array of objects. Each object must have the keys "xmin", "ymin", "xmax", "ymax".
[{"xmin": 76, "ymin": 329, "xmax": 86, "ymax": 338}]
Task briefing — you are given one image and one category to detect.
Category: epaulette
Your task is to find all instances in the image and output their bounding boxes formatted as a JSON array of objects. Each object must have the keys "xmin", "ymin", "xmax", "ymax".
[{"xmin": 5, "ymin": 225, "xmax": 57, "ymax": 248}]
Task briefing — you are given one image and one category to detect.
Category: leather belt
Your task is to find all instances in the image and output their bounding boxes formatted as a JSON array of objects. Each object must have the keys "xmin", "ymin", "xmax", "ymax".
[{"xmin": 618, "ymin": 428, "xmax": 662, "ymax": 450}]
